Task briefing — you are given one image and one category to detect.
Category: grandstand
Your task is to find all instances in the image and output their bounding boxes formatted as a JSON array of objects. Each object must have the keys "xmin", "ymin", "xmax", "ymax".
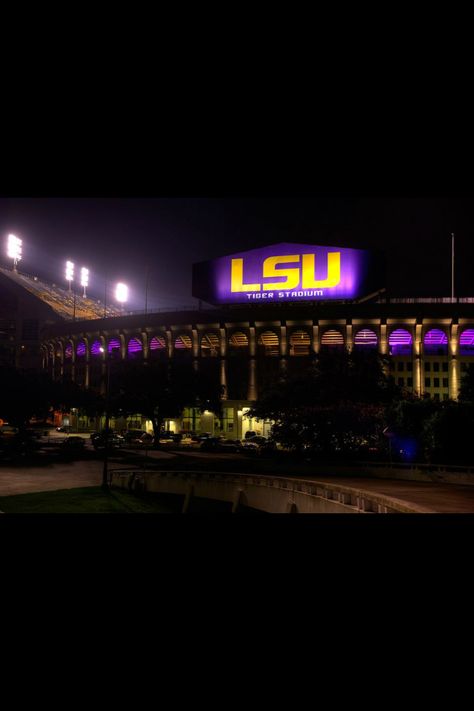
[{"xmin": 0, "ymin": 266, "xmax": 121, "ymax": 320}]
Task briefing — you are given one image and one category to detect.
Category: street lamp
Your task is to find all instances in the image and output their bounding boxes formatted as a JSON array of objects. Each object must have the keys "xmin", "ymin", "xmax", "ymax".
[
  {"xmin": 7, "ymin": 234, "xmax": 22, "ymax": 272},
  {"xmin": 99, "ymin": 346, "xmax": 111, "ymax": 489}
]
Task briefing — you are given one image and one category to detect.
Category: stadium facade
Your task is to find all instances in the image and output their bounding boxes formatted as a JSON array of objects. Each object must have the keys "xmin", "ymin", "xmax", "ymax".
[{"xmin": 2, "ymin": 243, "xmax": 474, "ymax": 438}]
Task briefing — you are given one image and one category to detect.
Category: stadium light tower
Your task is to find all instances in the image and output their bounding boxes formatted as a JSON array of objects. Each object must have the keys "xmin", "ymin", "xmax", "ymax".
[
  {"xmin": 115, "ymin": 282, "xmax": 128, "ymax": 311},
  {"xmin": 7, "ymin": 234, "xmax": 22, "ymax": 272},
  {"xmin": 65, "ymin": 260, "xmax": 74, "ymax": 292},
  {"xmin": 81, "ymin": 267, "xmax": 89, "ymax": 298}
]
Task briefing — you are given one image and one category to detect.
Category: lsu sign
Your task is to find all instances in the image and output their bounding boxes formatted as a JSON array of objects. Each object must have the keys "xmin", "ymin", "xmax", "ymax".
[{"xmin": 192, "ymin": 243, "xmax": 384, "ymax": 305}]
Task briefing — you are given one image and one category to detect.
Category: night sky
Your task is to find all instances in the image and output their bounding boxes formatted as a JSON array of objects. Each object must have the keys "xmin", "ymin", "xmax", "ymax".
[{"xmin": 0, "ymin": 197, "xmax": 473, "ymax": 310}]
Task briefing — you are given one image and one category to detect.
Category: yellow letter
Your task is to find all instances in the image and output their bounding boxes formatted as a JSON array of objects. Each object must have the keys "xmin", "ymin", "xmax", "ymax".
[
  {"xmin": 231, "ymin": 258, "xmax": 260, "ymax": 292},
  {"xmin": 263, "ymin": 255, "xmax": 300, "ymax": 291},
  {"xmin": 302, "ymin": 252, "xmax": 341, "ymax": 289}
]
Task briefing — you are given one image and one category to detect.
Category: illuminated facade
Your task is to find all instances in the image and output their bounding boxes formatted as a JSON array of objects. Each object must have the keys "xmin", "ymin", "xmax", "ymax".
[
  {"xmin": 40, "ymin": 298, "xmax": 474, "ymax": 437},
  {"xmin": 2, "ymin": 243, "xmax": 474, "ymax": 438}
]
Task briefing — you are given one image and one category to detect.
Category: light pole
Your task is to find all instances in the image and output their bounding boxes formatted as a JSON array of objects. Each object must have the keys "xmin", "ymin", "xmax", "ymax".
[
  {"xmin": 7, "ymin": 234, "xmax": 22, "ymax": 272},
  {"xmin": 99, "ymin": 346, "xmax": 111, "ymax": 489},
  {"xmin": 115, "ymin": 282, "xmax": 128, "ymax": 314}
]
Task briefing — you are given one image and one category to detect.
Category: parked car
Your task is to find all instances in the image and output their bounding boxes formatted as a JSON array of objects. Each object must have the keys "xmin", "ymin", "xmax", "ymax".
[
  {"xmin": 122, "ymin": 429, "xmax": 148, "ymax": 443},
  {"xmin": 60, "ymin": 436, "xmax": 85, "ymax": 450},
  {"xmin": 92, "ymin": 433, "xmax": 124, "ymax": 449},
  {"xmin": 56, "ymin": 425, "xmax": 72, "ymax": 433},
  {"xmin": 132, "ymin": 432, "xmax": 154, "ymax": 446}
]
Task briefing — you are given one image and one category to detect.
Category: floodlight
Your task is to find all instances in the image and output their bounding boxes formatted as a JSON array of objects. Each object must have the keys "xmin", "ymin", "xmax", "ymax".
[
  {"xmin": 7, "ymin": 234, "xmax": 22, "ymax": 271},
  {"xmin": 65, "ymin": 261, "xmax": 74, "ymax": 291},
  {"xmin": 115, "ymin": 283, "xmax": 128, "ymax": 303},
  {"xmin": 81, "ymin": 267, "xmax": 89, "ymax": 297}
]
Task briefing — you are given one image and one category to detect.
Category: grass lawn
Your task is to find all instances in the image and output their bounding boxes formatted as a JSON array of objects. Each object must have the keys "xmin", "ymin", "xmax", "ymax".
[{"xmin": 0, "ymin": 487, "xmax": 182, "ymax": 513}]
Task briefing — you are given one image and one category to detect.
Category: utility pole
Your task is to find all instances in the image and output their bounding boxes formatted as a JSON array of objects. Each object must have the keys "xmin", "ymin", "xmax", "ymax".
[{"xmin": 451, "ymin": 232, "xmax": 455, "ymax": 302}]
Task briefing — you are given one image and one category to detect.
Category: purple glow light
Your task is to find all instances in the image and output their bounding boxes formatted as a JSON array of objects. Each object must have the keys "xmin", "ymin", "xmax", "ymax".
[
  {"xmin": 389, "ymin": 329, "xmax": 412, "ymax": 355},
  {"xmin": 424, "ymin": 329, "xmax": 448, "ymax": 355},
  {"xmin": 460, "ymin": 329, "xmax": 474, "ymax": 355},
  {"xmin": 65, "ymin": 344, "xmax": 73, "ymax": 359},
  {"xmin": 128, "ymin": 338, "xmax": 143, "ymax": 354},
  {"xmin": 108, "ymin": 338, "xmax": 121, "ymax": 353},
  {"xmin": 91, "ymin": 340, "xmax": 102, "ymax": 355},
  {"xmin": 354, "ymin": 329, "xmax": 378, "ymax": 348},
  {"xmin": 76, "ymin": 341, "xmax": 86, "ymax": 357},
  {"xmin": 150, "ymin": 336, "xmax": 166, "ymax": 350}
]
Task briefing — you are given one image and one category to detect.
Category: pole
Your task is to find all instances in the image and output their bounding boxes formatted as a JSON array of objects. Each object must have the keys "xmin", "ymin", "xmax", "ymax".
[
  {"xmin": 145, "ymin": 266, "xmax": 149, "ymax": 315},
  {"xmin": 73, "ymin": 287, "xmax": 76, "ymax": 322},
  {"xmin": 102, "ymin": 356, "xmax": 111, "ymax": 489},
  {"xmin": 451, "ymin": 232, "xmax": 455, "ymax": 301},
  {"xmin": 103, "ymin": 279, "xmax": 107, "ymax": 318}
]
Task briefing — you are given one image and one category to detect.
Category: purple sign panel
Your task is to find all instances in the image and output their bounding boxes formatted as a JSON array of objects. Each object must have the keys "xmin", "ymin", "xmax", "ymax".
[{"xmin": 192, "ymin": 243, "xmax": 383, "ymax": 305}]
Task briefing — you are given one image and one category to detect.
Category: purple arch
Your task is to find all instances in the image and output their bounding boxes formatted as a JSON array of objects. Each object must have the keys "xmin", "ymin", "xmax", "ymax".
[
  {"xmin": 91, "ymin": 340, "xmax": 102, "ymax": 356},
  {"xmin": 150, "ymin": 336, "xmax": 166, "ymax": 351},
  {"xmin": 354, "ymin": 329, "xmax": 378, "ymax": 348},
  {"xmin": 64, "ymin": 343, "xmax": 73, "ymax": 359},
  {"xmin": 108, "ymin": 338, "xmax": 121, "ymax": 354},
  {"xmin": 76, "ymin": 341, "xmax": 86, "ymax": 357},
  {"xmin": 460, "ymin": 329, "xmax": 474, "ymax": 355},
  {"xmin": 424, "ymin": 329, "xmax": 448, "ymax": 355},
  {"xmin": 389, "ymin": 329, "xmax": 412, "ymax": 356},
  {"xmin": 128, "ymin": 338, "xmax": 143, "ymax": 354}
]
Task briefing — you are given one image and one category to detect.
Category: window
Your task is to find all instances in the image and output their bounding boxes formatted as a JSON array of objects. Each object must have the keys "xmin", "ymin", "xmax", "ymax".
[
  {"xmin": 425, "ymin": 362, "xmax": 431, "ymax": 371},
  {"xmin": 443, "ymin": 378, "xmax": 449, "ymax": 388},
  {"xmin": 442, "ymin": 362, "xmax": 448, "ymax": 372},
  {"xmin": 407, "ymin": 377, "xmax": 413, "ymax": 387},
  {"xmin": 433, "ymin": 393, "xmax": 440, "ymax": 401},
  {"xmin": 443, "ymin": 394, "xmax": 449, "ymax": 401},
  {"xmin": 433, "ymin": 362, "xmax": 440, "ymax": 372},
  {"xmin": 461, "ymin": 362, "xmax": 468, "ymax": 372},
  {"xmin": 407, "ymin": 362, "xmax": 413, "ymax": 371},
  {"xmin": 433, "ymin": 378, "xmax": 440, "ymax": 387},
  {"xmin": 425, "ymin": 377, "xmax": 431, "ymax": 387},
  {"xmin": 398, "ymin": 377, "xmax": 404, "ymax": 386},
  {"xmin": 397, "ymin": 362, "xmax": 404, "ymax": 371}
]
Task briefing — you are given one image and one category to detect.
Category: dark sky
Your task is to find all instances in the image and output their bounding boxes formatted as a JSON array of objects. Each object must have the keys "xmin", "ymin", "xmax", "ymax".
[{"xmin": 0, "ymin": 197, "xmax": 473, "ymax": 309}]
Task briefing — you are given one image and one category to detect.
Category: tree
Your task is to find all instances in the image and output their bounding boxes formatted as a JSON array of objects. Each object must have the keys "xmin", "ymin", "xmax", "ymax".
[
  {"xmin": 250, "ymin": 348, "xmax": 400, "ymax": 457},
  {"xmin": 459, "ymin": 363, "xmax": 474, "ymax": 403},
  {"xmin": 107, "ymin": 360, "xmax": 222, "ymax": 441}
]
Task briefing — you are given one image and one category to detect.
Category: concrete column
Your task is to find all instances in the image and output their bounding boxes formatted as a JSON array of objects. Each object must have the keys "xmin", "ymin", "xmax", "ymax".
[
  {"xmin": 249, "ymin": 327, "xmax": 256, "ymax": 357},
  {"xmin": 142, "ymin": 331, "xmax": 149, "ymax": 360},
  {"xmin": 220, "ymin": 358, "xmax": 227, "ymax": 399},
  {"xmin": 450, "ymin": 322, "xmax": 460, "ymax": 399},
  {"xmin": 346, "ymin": 322, "xmax": 353, "ymax": 352},
  {"xmin": 415, "ymin": 323, "xmax": 423, "ymax": 396},
  {"xmin": 120, "ymin": 333, "xmax": 126, "ymax": 360},
  {"xmin": 312, "ymin": 324, "xmax": 319, "ymax": 355},
  {"xmin": 219, "ymin": 328, "xmax": 227, "ymax": 357},
  {"xmin": 248, "ymin": 359, "xmax": 257, "ymax": 401},
  {"xmin": 166, "ymin": 329, "xmax": 173, "ymax": 359},
  {"xmin": 379, "ymin": 322, "xmax": 388, "ymax": 355},
  {"xmin": 280, "ymin": 325, "xmax": 288, "ymax": 374},
  {"xmin": 192, "ymin": 328, "xmax": 199, "ymax": 358}
]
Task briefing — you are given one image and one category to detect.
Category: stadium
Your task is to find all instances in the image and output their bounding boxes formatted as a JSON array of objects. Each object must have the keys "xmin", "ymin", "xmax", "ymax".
[{"xmin": 2, "ymin": 241, "xmax": 474, "ymax": 439}]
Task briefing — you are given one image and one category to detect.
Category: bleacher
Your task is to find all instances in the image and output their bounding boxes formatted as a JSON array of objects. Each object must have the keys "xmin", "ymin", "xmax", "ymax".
[{"xmin": 0, "ymin": 266, "xmax": 121, "ymax": 320}]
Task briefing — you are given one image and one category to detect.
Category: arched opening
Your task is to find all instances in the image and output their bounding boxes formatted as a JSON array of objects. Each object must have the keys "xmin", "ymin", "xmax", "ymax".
[
  {"xmin": 320, "ymin": 329, "xmax": 345, "ymax": 348},
  {"xmin": 353, "ymin": 328, "xmax": 378, "ymax": 349},
  {"xmin": 228, "ymin": 331, "xmax": 249, "ymax": 351},
  {"xmin": 174, "ymin": 334, "xmax": 192, "ymax": 352},
  {"xmin": 424, "ymin": 328, "xmax": 448, "ymax": 356},
  {"xmin": 258, "ymin": 331, "xmax": 280, "ymax": 357},
  {"xmin": 389, "ymin": 329, "xmax": 413, "ymax": 356},
  {"xmin": 76, "ymin": 340, "xmax": 87, "ymax": 358},
  {"xmin": 90, "ymin": 339, "xmax": 102, "ymax": 356},
  {"xmin": 64, "ymin": 342, "xmax": 73, "ymax": 360},
  {"xmin": 460, "ymin": 328, "xmax": 474, "ymax": 356},
  {"xmin": 289, "ymin": 330, "xmax": 311, "ymax": 356},
  {"xmin": 149, "ymin": 335, "xmax": 167, "ymax": 356},
  {"xmin": 201, "ymin": 332, "xmax": 220, "ymax": 357},
  {"xmin": 128, "ymin": 337, "xmax": 143, "ymax": 358}
]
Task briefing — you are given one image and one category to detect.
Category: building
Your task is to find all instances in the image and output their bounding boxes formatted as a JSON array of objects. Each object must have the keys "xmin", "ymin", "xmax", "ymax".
[{"xmin": 34, "ymin": 243, "xmax": 474, "ymax": 437}]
